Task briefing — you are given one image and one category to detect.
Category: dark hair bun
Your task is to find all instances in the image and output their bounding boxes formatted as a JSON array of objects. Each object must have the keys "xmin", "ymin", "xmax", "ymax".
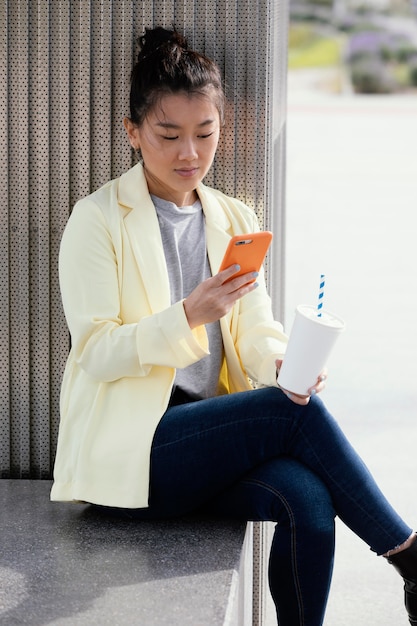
[
  {"xmin": 129, "ymin": 26, "xmax": 225, "ymax": 126},
  {"xmin": 138, "ymin": 27, "xmax": 188, "ymax": 62}
]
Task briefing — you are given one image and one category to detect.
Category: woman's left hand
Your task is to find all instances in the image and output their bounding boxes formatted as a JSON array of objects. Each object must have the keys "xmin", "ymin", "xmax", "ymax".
[{"xmin": 275, "ymin": 359, "xmax": 327, "ymax": 406}]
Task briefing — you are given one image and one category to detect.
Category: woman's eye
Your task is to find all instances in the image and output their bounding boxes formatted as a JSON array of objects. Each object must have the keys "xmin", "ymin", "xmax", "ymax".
[{"xmin": 161, "ymin": 132, "xmax": 214, "ymax": 141}]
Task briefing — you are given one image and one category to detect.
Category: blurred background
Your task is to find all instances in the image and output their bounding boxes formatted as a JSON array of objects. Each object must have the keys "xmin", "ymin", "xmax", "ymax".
[
  {"xmin": 288, "ymin": 0, "xmax": 417, "ymax": 96},
  {"xmin": 281, "ymin": 0, "xmax": 417, "ymax": 623}
]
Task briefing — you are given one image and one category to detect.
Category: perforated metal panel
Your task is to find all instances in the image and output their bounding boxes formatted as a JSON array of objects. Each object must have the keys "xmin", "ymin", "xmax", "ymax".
[{"xmin": 0, "ymin": 0, "xmax": 288, "ymax": 478}]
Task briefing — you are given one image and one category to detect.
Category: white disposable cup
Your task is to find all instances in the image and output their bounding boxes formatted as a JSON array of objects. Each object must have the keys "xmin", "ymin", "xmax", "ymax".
[{"xmin": 277, "ymin": 304, "xmax": 345, "ymax": 396}]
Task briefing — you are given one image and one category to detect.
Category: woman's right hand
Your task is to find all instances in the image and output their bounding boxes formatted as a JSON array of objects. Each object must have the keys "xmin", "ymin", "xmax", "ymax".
[{"xmin": 183, "ymin": 265, "xmax": 259, "ymax": 329}]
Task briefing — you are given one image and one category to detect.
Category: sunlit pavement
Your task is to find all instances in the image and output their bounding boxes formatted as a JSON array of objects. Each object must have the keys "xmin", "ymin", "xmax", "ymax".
[{"xmin": 281, "ymin": 70, "xmax": 417, "ymax": 625}]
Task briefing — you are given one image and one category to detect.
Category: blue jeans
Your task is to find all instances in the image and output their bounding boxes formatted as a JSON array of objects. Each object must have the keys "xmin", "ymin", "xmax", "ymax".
[{"xmin": 109, "ymin": 387, "xmax": 412, "ymax": 625}]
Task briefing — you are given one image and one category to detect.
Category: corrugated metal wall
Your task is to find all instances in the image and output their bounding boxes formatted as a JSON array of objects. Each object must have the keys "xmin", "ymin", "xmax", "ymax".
[{"xmin": 1, "ymin": 0, "xmax": 288, "ymax": 481}]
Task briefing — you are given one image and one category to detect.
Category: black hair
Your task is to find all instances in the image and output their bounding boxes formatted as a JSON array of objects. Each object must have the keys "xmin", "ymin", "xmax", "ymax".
[{"xmin": 129, "ymin": 27, "xmax": 225, "ymax": 126}]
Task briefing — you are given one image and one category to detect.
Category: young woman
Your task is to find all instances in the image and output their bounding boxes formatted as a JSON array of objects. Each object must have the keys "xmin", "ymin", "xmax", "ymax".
[{"xmin": 51, "ymin": 27, "xmax": 417, "ymax": 625}]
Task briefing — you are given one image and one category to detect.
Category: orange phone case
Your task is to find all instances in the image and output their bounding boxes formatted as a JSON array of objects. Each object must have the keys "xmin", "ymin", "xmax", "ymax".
[{"xmin": 219, "ymin": 231, "xmax": 273, "ymax": 280}]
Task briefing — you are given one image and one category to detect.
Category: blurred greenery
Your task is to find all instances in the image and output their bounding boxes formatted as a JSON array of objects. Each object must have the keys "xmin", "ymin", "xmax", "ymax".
[
  {"xmin": 288, "ymin": 24, "xmax": 343, "ymax": 68},
  {"xmin": 288, "ymin": 3, "xmax": 417, "ymax": 94}
]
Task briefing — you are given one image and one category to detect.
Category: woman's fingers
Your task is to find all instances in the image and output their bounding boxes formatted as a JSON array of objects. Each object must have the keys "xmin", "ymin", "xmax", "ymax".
[
  {"xmin": 308, "ymin": 369, "xmax": 328, "ymax": 396},
  {"xmin": 217, "ymin": 264, "xmax": 258, "ymax": 291},
  {"xmin": 184, "ymin": 267, "xmax": 259, "ymax": 328}
]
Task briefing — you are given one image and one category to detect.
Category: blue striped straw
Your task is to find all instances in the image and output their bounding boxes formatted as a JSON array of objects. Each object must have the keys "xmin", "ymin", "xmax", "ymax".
[{"xmin": 317, "ymin": 274, "xmax": 325, "ymax": 317}]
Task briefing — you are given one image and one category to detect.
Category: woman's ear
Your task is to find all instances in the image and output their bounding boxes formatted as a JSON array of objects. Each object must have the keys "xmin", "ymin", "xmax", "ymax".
[{"xmin": 123, "ymin": 117, "xmax": 140, "ymax": 150}]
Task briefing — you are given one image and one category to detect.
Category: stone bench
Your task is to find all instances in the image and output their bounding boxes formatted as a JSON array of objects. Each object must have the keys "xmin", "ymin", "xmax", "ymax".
[{"xmin": 0, "ymin": 480, "xmax": 252, "ymax": 625}]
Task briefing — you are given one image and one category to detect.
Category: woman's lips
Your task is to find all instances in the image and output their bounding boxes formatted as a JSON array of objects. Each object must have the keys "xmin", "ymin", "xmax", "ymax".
[{"xmin": 175, "ymin": 167, "xmax": 198, "ymax": 178}]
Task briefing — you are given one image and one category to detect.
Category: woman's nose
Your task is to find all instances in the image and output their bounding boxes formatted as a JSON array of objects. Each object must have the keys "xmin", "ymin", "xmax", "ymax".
[{"xmin": 178, "ymin": 139, "xmax": 198, "ymax": 160}]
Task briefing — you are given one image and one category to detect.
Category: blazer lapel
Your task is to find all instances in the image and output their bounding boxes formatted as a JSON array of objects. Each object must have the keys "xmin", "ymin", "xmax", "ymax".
[
  {"xmin": 118, "ymin": 163, "xmax": 171, "ymax": 313},
  {"xmin": 198, "ymin": 184, "xmax": 240, "ymax": 331},
  {"xmin": 197, "ymin": 183, "xmax": 234, "ymax": 277}
]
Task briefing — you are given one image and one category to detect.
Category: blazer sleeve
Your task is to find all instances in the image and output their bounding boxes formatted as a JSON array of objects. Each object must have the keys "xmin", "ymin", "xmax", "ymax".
[
  {"xmin": 234, "ymin": 270, "xmax": 288, "ymax": 387},
  {"xmin": 59, "ymin": 198, "xmax": 209, "ymax": 382}
]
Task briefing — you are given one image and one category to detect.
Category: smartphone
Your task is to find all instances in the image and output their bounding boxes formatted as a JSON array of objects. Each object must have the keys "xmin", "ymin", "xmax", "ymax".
[{"xmin": 219, "ymin": 231, "xmax": 273, "ymax": 282}]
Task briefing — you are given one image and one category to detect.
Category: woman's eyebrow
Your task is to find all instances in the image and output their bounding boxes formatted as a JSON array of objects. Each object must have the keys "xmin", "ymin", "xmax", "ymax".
[{"xmin": 155, "ymin": 119, "xmax": 216, "ymax": 129}]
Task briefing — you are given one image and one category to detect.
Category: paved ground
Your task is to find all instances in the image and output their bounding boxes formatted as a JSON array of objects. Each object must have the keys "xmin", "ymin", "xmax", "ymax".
[{"xmin": 272, "ymin": 70, "xmax": 417, "ymax": 624}]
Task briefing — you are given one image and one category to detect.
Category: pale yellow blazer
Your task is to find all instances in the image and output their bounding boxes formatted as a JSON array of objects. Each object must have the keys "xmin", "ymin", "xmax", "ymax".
[{"xmin": 50, "ymin": 163, "xmax": 288, "ymax": 508}]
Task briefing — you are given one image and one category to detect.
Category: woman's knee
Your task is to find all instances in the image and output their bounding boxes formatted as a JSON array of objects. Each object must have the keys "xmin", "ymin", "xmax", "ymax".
[{"xmin": 244, "ymin": 458, "xmax": 336, "ymax": 532}]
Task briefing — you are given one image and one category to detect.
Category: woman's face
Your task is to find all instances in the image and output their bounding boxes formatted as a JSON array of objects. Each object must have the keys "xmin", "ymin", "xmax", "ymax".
[{"xmin": 124, "ymin": 91, "xmax": 221, "ymax": 206}]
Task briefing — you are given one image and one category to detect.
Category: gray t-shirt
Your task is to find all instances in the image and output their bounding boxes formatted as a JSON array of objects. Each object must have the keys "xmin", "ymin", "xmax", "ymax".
[{"xmin": 152, "ymin": 195, "xmax": 223, "ymax": 401}]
